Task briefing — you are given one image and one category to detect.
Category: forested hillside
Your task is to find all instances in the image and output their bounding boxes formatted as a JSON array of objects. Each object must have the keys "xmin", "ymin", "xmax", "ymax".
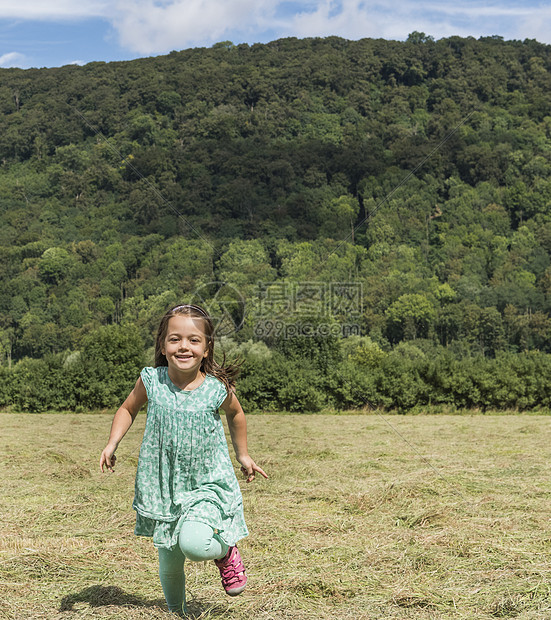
[{"xmin": 1, "ymin": 33, "xmax": 551, "ymax": 412}]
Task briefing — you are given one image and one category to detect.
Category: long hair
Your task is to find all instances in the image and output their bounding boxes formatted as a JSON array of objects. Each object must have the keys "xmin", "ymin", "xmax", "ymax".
[{"xmin": 154, "ymin": 303, "xmax": 240, "ymax": 391}]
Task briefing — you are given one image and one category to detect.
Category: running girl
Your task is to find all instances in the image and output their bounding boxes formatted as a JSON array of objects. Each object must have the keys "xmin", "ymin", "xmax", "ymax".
[{"xmin": 100, "ymin": 303, "xmax": 267, "ymax": 616}]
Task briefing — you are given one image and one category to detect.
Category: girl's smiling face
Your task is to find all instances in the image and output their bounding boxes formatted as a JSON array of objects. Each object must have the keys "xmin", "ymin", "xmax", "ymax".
[{"xmin": 162, "ymin": 315, "xmax": 209, "ymax": 378}]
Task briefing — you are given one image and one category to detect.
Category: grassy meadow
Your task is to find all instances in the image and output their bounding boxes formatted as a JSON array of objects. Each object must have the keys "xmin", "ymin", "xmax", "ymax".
[{"xmin": 1, "ymin": 412, "xmax": 551, "ymax": 619}]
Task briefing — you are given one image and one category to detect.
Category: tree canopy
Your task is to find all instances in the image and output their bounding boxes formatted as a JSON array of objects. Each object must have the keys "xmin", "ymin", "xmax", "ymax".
[{"xmin": 1, "ymin": 34, "xmax": 551, "ymax": 411}]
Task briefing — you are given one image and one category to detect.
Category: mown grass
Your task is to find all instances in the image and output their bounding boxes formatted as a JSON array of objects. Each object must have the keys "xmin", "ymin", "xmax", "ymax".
[{"xmin": 1, "ymin": 412, "xmax": 551, "ymax": 619}]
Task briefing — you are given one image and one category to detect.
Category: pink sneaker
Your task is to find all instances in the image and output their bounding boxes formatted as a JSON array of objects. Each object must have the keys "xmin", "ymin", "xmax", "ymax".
[{"xmin": 214, "ymin": 546, "xmax": 247, "ymax": 596}]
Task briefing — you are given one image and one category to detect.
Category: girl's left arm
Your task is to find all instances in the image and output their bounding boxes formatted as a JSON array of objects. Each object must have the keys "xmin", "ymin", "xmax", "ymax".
[{"xmin": 221, "ymin": 390, "xmax": 268, "ymax": 483}]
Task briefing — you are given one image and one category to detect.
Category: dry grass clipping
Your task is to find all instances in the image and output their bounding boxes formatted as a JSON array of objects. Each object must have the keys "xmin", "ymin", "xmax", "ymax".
[{"xmin": 1, "ymin": 412, "xmax": 551, "ymax": 619}]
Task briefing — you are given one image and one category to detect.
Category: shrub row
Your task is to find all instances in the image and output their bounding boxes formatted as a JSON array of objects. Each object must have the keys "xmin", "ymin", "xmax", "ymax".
[
  {"xmin": 0, "ymin": 325, "xmax": 144, "ymax": 413},
  {"xmin": 237, "ymin": 348, "xmax": 551, "ymax": 413},
  {"xmin": 1, "ymin": 326, "xmax": 550, "ymax": 413}
]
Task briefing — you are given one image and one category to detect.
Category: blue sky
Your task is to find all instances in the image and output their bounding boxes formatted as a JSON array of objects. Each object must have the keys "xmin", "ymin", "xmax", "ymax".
[{"xmin": 1, "ymin": 1, "xmax": 551, "ymax": 69}]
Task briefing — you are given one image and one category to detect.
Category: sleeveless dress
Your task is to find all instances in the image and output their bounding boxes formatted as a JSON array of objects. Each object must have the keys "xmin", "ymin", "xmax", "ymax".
[{"xmin": 132, "ymin": 366, "xmax": 249, "ymax": 550}]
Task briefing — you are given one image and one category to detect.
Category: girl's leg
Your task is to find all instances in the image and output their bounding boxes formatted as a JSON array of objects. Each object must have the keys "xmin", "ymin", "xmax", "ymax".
[
  {"xmin": 158, "ymin": 545, "xmax": 187, "ymax": 616},
  {"xmin": 178, "ymin": 521, "xmax": 247, "ymax": 596},
  {"xmin": 178, "ymin": 521, "xmax": 228, "ymax": 562}
]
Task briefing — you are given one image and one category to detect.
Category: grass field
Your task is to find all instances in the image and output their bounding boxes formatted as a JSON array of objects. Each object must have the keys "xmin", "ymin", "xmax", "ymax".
[{"xmin": 1, "ymin": 412, "xmax": 551, "ymax": 619}]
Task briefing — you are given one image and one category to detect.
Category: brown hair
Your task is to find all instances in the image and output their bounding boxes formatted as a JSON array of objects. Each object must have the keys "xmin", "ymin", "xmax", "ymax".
[{"xmin": 154, "ymin": 304, "xmax": 240, "ymax": 391}]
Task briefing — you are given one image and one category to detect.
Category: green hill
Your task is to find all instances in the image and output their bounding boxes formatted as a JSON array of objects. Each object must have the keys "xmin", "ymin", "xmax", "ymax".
[{"xmin": 1, "ymin": 34, "xmax": 551, "ymax": 411}]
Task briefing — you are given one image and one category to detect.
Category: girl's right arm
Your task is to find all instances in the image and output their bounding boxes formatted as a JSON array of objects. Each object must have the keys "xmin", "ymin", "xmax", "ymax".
[{"xmin": 99, "ymin": 377, "xmax": 147, "ymax": 473}]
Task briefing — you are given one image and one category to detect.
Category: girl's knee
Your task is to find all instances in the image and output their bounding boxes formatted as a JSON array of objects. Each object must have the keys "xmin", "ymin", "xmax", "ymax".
[{"xmin": 178, "ymin": 521, "xmax": 221, "ymax": 562}]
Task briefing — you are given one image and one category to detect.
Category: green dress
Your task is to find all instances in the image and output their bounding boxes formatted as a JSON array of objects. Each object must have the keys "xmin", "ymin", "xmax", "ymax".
[{"xmin": 133, "ymin": 366, "xmax": 248, "ymax": 550}]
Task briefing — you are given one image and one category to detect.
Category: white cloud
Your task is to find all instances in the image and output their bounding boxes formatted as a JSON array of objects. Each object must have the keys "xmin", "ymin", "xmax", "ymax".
[
  {"xmin": 419, "ymin": 2, "xmax": 551, "ymax": 19},
  {"xmin": 515, "ymin": 12, "xmax": 551, "ymax": 43},
  {"xmin": 0, "ymin": 51, "xmax": 26, "ymax": 67},
  {"xmin": 281, "ymin": 1, "xmax": 551, "ymax": 43},
  {"xmin": 107, "ymin": 0, "xmax": 551, "ymax": 54},
  {"xmin": 0, "ymin": 1, "xmax": 108, "ymax": 19},
  {"xmin": 0, "ymin": 0, "xmax": 550, "ymax": 57},
  {"xmin": 283, "ymin": 0, "xmax": 381, "ymax": 40},
  {"xmin": 110, "ymin": 0, "xmax": 279, "ymax": 54}
]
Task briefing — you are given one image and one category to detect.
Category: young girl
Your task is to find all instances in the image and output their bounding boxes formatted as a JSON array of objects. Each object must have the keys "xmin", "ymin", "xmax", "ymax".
[{"xmin": 100, "ymin": 303, "xmax": 267, "ymax": 617}]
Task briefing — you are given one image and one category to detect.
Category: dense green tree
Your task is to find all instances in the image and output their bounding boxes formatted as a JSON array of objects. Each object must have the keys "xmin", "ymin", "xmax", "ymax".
[
  {"xmin": 73, "ymin": 325, "xmax": 145, "ymax": 408},
  {"xmin": 1, "ymin": 35, "xmax": 551, "ymax": 410},
  {"xmin": 386, "ymin": 293, "xmax": 436, "ymax": 342}
]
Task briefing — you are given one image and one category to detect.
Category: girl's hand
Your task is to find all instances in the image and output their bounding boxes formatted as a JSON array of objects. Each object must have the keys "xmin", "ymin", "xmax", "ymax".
[
  {"xmin": 238, "ymin": 455, "xmax": 268, "ymax": 483},
  {"xmin": 100, "ymin": 445, "xmax": 117, "ymax": 473}
]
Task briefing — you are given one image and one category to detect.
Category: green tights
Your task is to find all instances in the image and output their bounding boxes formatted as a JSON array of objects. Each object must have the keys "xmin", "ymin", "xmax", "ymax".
[{"xmin": 158, "ymin": 521, "xmax": 229, "ymax": 616}]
